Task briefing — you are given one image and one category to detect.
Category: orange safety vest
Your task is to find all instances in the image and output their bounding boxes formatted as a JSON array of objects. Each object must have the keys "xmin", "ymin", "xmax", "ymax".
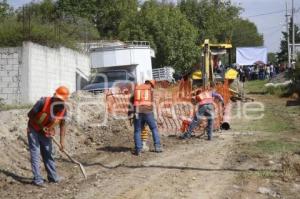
[
  {"xmin": 134, "ymin": 84, "xmax": 153, "ymax": 106},
  {"xmin": 196, "ymin": 90, "xmax": 213, "ymax": 105},
  {"xmin": 29, "ymin": 97, "xmax": 66, "ymax": 134}
]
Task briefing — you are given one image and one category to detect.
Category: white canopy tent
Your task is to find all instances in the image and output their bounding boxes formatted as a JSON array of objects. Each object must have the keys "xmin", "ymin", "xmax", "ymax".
[{"xmin": 236, "ymin": 47, "xmax": 268, "ymax": 65}]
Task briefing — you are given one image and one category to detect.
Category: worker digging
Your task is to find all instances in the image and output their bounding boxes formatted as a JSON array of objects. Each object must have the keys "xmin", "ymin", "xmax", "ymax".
[
  {"xmin": 179, "ymin": 84, "xmax": 224, "ymax": 140},
  {"xmin": 27, "ymin": 86, "xmax": 69, "ymax": 187}
]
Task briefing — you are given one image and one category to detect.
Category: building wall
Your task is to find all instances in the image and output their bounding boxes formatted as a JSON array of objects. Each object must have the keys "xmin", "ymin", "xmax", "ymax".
[
  {"xmin": 0, "ymin": 42, "xmax": 90, "ymax": 104},
  {"xmin": 0, "ymin": 47, "xmax": 22, "ymax": 104},
  {"xmin": 24, "ymin": 42, "xmax": 90, "ymax": 102}
]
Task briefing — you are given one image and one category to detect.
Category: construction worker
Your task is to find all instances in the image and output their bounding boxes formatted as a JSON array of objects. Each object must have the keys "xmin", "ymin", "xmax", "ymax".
[
  {"xmin": 178, "ymin": 73, "xmax": 192, "ymax": 99},
  {"xmin": 27, "ymin": 86, "xmax": 70, "ymax": 187},
  {"xmin": 130, "ymin": 80, "xmax": 162, "ymax": 156},
  {"xmin": 180, "ymin": 85, "xmax": 224, "ymax": 140}
]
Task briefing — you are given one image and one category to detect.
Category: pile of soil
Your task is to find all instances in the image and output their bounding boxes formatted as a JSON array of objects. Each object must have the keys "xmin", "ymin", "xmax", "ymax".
[{"xmin": 0, "ymin": 91, "xmax": 133, "ymax": 187}]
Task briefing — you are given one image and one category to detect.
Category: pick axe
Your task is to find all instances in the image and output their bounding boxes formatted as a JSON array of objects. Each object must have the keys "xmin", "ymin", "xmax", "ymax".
[{"xmin": 52, "ymin": 137, "xmax": 87, "ymax": 180}]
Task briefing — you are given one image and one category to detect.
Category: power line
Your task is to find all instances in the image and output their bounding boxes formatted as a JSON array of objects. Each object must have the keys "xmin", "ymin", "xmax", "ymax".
[
  {"xmin": 244, "ymin": 6, "xmax": 300, "ymax": 19},
  {"xmin": 245, "ymin": 10, "xmax": 286, "ymax": 18}
]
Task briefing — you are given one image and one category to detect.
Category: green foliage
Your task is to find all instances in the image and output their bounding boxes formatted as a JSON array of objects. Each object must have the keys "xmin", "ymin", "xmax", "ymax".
[
  {"xmin": 0, "ymin": 103, "xmax": 32, "ymax": 111},
  {"xmin": 119, "ymin": 0, "xmax": 200, "ymax": 72},
  {"xmin": 231, "ymin": 19, "xmax": 264, "ymax": 48},
  {"xmin": 0, "ymin": 0, "xmax": 13, "ymax": 18},
  {"xmin": 0, "ymin": 0, "xmax": 100, "ymax": 49},
  {"xmin": 277, "ymin": 20, "xmax": 300, "ymax": 64},
  {"xmin": 294, "ymin": 53, "xmax": 300, "ymax": 81},
  {"xmin": 1, "ymin": 0, "xmax": 264, "ymax": 72},
  {"xmin": 253, "ymin": 140, "xmax": 300, "ymax": 154},
  {"xmin": 179, "ymin": 0, "xmax": 241, "ymax": 43},
  {"xmin": 268, "ymin": 52, "xmax": 277, "ymax": 64},
  {"xmin": 0, "ymin": 16, "xmax": 23, "ymax": 47},
  {"xmin": 57, "ymin": 0, "xmax": 138, "ymax": 39}
]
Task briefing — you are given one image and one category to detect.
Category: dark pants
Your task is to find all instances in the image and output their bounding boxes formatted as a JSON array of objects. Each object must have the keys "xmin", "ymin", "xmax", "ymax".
[
  {"xmin": 28, "ymin": 127, "xmax": 59, "ymax": 185},
  {"xmin": 134, "ymin": 112, "xmax": 161, "ymax": 152},
  {"xmin": 186, "ymin": 104, "xmax": 214, "ymax": 139}
]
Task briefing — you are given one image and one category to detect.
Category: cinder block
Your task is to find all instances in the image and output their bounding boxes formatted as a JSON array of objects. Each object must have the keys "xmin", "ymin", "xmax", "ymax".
[
  {"xmin": 12, "ymin": 64, "xmax": 20, "ymax": 71},
  {"xmin": 1, "ymin": 77, "xmax": 12, "ymax": 82},
  {"xmin": 0, "ymin": 59, "xmax": 7, "ymax": 65},
  {"xmin": 1, "ymin": 54, "xmax": 7, "ymax": 59},
  {"xmin": 2, "ymin": 87, "xmax": 14, "ymax": 94},
  {"xmin": 8, "ymin": 59, "xmax": 17, "ymax": 65},
  {"xmin": 8, "ymin": 70, "xmax": 18, "ymax": 77},
  {"xmin": 0, "ymin": 70, "xmax": 7, "ymax": 76},
  {"xmin": 13, "ymin": 53, "xmax": 18, "ymax": 59}
]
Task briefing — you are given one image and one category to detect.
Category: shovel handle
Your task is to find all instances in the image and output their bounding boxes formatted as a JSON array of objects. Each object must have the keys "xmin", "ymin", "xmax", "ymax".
[{"xmin": 52, "ymin": 137, "xmax": 87, "ymax": 179}]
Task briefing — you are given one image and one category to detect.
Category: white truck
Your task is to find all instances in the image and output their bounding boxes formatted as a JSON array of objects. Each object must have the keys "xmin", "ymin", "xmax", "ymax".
[{"xmin": 82, "ymin": 41, "xmax": 155, "ymax": 93}]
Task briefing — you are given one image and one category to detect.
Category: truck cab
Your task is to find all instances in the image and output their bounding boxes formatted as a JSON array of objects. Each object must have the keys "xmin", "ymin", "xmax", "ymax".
[{"xmin": 83, "ymin": 69, "xmax": 135, "ymax": 94}]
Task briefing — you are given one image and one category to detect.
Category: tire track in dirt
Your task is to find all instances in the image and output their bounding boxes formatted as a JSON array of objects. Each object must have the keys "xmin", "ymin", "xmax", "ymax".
[{"xmin": 74, "ymin": 132, "xmax": 235, "ymax": 199}]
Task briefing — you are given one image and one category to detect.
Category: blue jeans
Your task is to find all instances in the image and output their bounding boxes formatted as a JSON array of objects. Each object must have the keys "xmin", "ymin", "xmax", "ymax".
[
  {"xmin": 186, "ymin": 104, "xmax": 214, "ymax": 139},
  {"xmin": 134, "ymin": 112, "xmax": 161, "ymax": 152},
  {"xmin": 28, "ymin": 127, "xmax": 59, "ymax": 184}
]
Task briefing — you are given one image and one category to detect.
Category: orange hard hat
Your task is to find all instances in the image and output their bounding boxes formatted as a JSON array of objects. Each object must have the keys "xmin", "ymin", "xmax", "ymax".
[
  {"xmin": 145, "ymin": 80, "xmax": 156, "ymax": 87},
  {"xmin": 55, "ymin": 86, "xmax": 70, "ymax": 101}
]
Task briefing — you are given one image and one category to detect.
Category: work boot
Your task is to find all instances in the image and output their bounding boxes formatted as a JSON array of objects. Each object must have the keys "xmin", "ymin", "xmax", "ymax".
[
  {"xmin": 154, "ymin": 147, "xmax": 163, "ymax": 153},
  {"xmin": 179, "ymin": 132, "xmax": 192, "ymax": 139},
  {"xmin": 141, "ymin": 141, "xmax": 149, "ymax": 152},
  {"xmin": 132, "ymin": 150, "xmax": 141, "ymax": 156},
  {"xmin": 32, "ymin": 182, "xmax": 47, "ymax": 188}
]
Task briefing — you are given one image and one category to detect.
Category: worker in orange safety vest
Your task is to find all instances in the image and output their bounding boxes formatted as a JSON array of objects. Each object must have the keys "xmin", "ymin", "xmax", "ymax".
[
  {"xmin": 128, "ymin": 80, "xmax": 162, "ymax": 156},
  {"xmin": 180, "ymin": 85, "xmax": 224, "ymax": 140},
  {"xmin": 27, "ymin": 86, "xmax": 69, "ymax": 187}
]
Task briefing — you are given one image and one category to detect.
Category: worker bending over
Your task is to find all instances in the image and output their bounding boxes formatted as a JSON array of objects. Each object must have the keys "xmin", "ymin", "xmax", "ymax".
[
  {"xmin": 180, "ymin": 86, "xmax": 224, "ymax": 140},
  {"xmin": 130, "ymin": 80, "xmax": 162, "ymax": 156},
  {"xmin": 27, "ymin": 86, "xmax": 69, "ymax": 187}
]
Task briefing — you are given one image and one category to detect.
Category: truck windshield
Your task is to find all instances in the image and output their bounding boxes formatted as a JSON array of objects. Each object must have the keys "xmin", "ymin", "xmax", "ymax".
[{"xmin": 91, "ymin": 71, "xmax": 127, "ymax": 84}]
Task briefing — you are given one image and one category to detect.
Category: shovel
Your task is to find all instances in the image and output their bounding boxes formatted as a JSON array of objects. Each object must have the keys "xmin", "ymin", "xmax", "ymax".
[{"xmin": 52, "ymin": 137, "xmax": 87, "ymax": 180}]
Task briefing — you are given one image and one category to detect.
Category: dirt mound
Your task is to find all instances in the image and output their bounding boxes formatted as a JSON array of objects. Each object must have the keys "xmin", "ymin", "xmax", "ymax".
[{"xmin": 0, "ymin": 91, "xmax": 133, "ymax": 187}]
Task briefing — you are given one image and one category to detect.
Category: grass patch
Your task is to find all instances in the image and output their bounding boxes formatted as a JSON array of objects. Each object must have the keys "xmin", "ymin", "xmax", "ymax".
[
  {"xmin": 239, "ymin": 138, "xmax": 300, "ymax": 159},
  {"xmin": 0, "ymin": 104, "xmax": 32, "ymax": 111},
  {"xmin": 255, "ymin": 170, "xmax": 277, "ymax": 178},
  {"xmin": 253, "ymin": 140, "xmax": 300, "ymax": 154},
  {"xmin": 245, "ymin": 80, "xmax": 267, "ymax": 94},
  {"xmin": 231, "ymin": 96, "xmax": 297, "ymax": 133},
  {"xmin": 265, "ymin": 85, "xmax": 290, "ymax": 96}
]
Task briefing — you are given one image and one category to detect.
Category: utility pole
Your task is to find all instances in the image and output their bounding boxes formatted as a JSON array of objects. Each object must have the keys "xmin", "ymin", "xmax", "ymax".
[
  {"xmin": 286, "ymin": 2, "xmax": 291, "ymax": 69},
  {"xmin": 292, "ymin": 0, "xmax": 295, "ymax": 69}
]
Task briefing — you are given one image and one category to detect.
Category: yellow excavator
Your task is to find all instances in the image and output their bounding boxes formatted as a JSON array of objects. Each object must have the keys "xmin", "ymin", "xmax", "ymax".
[{"xmin": 192, "ymin": 39, "xmax": 234, "ymax": 88}]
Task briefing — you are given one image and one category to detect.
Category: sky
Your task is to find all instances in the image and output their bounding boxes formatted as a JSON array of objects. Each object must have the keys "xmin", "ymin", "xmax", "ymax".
[{"xmin": 7, "ymin": 0, "xmax": 300, "ymax": 53}]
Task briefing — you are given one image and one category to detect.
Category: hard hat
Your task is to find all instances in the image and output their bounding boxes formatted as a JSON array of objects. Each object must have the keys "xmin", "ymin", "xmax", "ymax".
[
  {"xmin": 55, "ymin": 86, "xmax": 70, "ymax": 101},
  {"xmin": 145, "ymin": 80, "xmax": 156, "ymax": 87}
]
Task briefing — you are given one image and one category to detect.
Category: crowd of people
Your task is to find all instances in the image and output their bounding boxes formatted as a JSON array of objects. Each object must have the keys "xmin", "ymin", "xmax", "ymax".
[{"xmin": 236, "ymin": 63, "xmax": 287, "ymax": 81}]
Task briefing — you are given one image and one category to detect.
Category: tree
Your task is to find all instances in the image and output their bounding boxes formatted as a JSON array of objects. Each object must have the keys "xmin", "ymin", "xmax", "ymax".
[
  {"xmin": 56, "ymin": 0, "xmax": 138, "ymax": 39},
  {"xmin": 231, "ymin": 19, "xmax": 263, "ymax": 48},
  {"xmin": 119, "ymin": 0, "xmax": 200, "ymax": 72},
  {"xmin": 0, "ymin": 0, "xmax": 99, "ymax": 48},
  {"xmin": 179, "ymin": 0, "xmax": 240, "ymax": 43},
  {"xmin": 0, "ymin": 0, "xmax": 13, "ymax": 18},
  {"xmin": 268, "ymin": 52, "xmax": 277, "ymax": 64}
]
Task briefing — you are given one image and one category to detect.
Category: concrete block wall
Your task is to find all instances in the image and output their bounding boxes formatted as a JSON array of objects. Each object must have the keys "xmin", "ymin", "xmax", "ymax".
[
  {"xmin": 0, "ymin": 42, "xmax": 90, "ymax": 104},
  {"xmin": 24, "ymin": 42, "xmax": 90, "ymax": 103},
  {"xmin": 0, "ymin": 47, "xmax": 22, "ymax": 104}
]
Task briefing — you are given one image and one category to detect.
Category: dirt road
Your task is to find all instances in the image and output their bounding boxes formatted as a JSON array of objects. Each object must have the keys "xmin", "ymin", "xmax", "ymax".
[{"xmin": 1, "ymin": 129, "xmax": 239, "ymax": 199}]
